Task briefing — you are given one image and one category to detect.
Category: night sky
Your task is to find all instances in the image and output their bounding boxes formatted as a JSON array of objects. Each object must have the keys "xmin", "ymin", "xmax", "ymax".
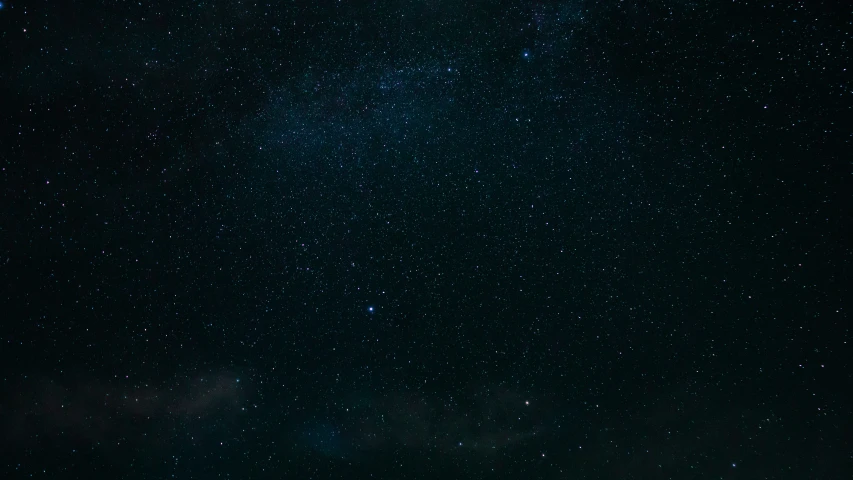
[{"xmin": 1, "ymin": 1, "xmax": 850, "ymax": 478}]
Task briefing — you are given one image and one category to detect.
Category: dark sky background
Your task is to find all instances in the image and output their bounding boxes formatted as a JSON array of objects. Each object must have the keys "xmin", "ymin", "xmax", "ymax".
[{"xmin": 0, "ymin": 1, "xmax": 850, "ymax": 478}]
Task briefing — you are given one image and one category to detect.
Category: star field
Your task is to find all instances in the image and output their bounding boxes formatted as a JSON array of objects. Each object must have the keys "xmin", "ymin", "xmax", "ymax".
[{"xmin": 0, "ymin": 1, "xmax": 850, "ymax": 479}]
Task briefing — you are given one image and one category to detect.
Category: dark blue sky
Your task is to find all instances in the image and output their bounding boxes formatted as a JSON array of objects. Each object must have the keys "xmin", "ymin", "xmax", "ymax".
[{"xmin": 0, "ymin": 1, "xmax": 849, "ymax": 478}]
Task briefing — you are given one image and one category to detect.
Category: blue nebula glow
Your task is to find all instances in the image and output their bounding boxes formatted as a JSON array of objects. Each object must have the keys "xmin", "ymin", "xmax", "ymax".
[{"xmin": 0, "ymin": 2, "xmax": 5, "ymax": 10}]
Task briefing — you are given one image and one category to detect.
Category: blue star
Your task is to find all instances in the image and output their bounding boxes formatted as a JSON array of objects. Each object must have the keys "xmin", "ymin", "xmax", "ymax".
[
  {"xmin": 368, "ymin": 306, "xmax": 374, "ymax": 313},
  {"xmin": 0, "ymin": 2, "xmax": 5, "ymax": 10}
]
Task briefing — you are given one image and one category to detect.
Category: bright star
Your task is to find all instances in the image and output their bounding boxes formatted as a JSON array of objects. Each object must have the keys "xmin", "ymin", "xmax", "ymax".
[{"xmin": 368, "ymin": 306, "xmax": 374, "ymax": 312}]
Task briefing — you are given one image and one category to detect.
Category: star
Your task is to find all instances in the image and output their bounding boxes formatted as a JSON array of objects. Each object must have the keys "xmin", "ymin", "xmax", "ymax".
[{"xmin": 368, "ymin": 306, "xmax": 374, "ymax": 313}]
